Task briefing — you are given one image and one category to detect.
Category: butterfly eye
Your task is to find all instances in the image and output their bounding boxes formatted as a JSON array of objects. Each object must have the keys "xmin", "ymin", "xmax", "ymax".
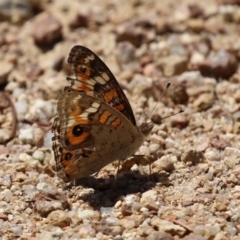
[{"xmin": 72, "ymin": 125, "xmax": 84, "ymax": 136}]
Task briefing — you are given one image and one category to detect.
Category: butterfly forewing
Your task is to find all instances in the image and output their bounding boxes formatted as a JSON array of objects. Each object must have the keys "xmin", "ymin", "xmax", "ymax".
[{"xmin": 67, "ymin": 45, "xmax": 136, "ymax": 125}]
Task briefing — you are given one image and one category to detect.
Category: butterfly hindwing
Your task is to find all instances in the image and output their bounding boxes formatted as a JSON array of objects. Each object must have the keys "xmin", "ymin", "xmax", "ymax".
[{"xmin": 57, "ymin": 91, "xmax": 131, "ymax": 151}]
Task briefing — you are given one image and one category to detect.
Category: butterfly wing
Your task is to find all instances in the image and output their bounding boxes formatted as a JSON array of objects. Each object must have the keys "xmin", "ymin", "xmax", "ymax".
[
  {"xmin": 52, "ymin": 45, "xmax": 141, "ymax": 181},
  {"xmin": 52, "ymin": 92, "xmax": 144, "ymax": 181},
  {"xmin": 66, "ymin": 45, "xmax": 136, "ymax": 125}
]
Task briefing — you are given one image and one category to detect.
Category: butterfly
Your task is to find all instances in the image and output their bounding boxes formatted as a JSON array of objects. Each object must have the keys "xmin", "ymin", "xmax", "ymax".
[{"xmin": 52, "ymin": 45, "xmax": 154, "ymax": 182}]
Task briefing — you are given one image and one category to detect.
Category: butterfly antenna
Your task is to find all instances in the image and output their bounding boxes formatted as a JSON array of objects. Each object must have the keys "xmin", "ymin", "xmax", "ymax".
[
  {"xmin": 146, "ymin": 82, "xmax": 171, "ymax": 120},
  {"xmin": 161, "ymin": 108, "xmax": 185, "ymax": 120},
  {"xmin": 147, "ymin": 82, "xmax": 185, "ymax": 122}
]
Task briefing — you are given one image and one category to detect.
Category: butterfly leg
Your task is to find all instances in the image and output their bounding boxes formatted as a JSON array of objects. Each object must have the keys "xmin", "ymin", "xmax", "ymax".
[
  {"xmin": 115, "ymin": 159, "xmax": 122, "ymax": 177},
  {"xmin": 92, "ymin": 171, "xmax": 99, "ymax": 177},
  {"xmin": 118, "ymin": 155, "xmax": 155, "ymax": 174},
  {"xmin": 133, "ymin": 155, "xmax": 152, "ymax": 174}
]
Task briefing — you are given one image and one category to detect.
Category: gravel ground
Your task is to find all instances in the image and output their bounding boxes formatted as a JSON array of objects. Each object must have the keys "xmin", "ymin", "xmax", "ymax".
[{"xmin": 1, "ymin": 0, "xmax": 240, "ymax": 239}]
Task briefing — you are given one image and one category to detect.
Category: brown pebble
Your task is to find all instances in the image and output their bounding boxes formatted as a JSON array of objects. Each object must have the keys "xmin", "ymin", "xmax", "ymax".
[
  {"xmin": 198, "ymin": 50, "xmax": 238, "ymax": 79},
  {"xmin": 210, "ymin": 135, "xmax": 230, "ymax": 150},
  {"xmin": 181, "ymin": 149, "xmax": 205, "ymax": 165},
  {"xmin": 32, "ymin": 13, "xmax": 62, "ymax": 45}
]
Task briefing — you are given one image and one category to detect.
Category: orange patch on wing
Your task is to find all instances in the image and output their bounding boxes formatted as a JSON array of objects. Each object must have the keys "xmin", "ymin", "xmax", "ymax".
[
  {"xmin": 75, "ymin": 64, "xmax": 92, "ymax": 92},
  {"xmin": 68, "ymin": 105, "xmax": 81, "ymax": 115},
  {"xmin": 104, "ymin": 89, "xmax": 118, "ymax": 103},
  {"xmin": 63, "ymin": 155, "xmax": 79, "ymax": 176},
  {"xmin": 65, "ymin": 162, "xmax": 78, "ymax": 176},
  {"xmin": 75, "ymin": 118, "xmax": 89, "ymax": 125},
  {"xmin": 111, "ymin": 118, "xmax": 121, "ymax": 127},
  {"xmin": 66, "ymin": 131, "xmax": 90, "ymax": 145},
  {"xmin": 99, "ymin": 110, "xmax": 111, "ymax": 124},
  {"xmin": 65, "ymin": 105, "xmax": 91, "ymax": 146},
  {"xmin": 75, "ymin": 84, "xmax": 92, "ymax": 92},
  {"xmin": 114, "ymin": 104, "xmax": 125, "ymax": 111},
  {"xmin": 69, "ymin": 106, "xmax": 89, "ymax": 124}
]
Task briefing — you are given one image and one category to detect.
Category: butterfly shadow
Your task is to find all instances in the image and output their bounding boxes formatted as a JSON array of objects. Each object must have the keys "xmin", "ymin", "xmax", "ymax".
[{"xmin": 72, "ymin": 171, "xmax": 171, "ymax": 210}]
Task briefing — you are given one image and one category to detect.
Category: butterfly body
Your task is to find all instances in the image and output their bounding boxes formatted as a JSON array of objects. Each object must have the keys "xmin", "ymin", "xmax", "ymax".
[{"xmin": 52, "ymin": 46, "xmax": 153, "ymax": 182}]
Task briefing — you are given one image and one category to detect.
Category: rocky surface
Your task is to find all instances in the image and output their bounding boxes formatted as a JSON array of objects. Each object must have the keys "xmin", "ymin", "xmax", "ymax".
[{"xmin": 0, "ymin": 0, "xmax": 240, "ymax": 239}]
